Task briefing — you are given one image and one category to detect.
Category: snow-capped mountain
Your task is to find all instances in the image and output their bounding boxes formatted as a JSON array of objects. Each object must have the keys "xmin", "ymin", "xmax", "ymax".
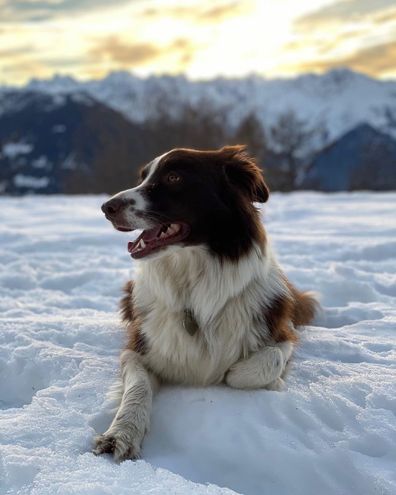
[
  {"xmin": 7, "ymin": 68, "xmax": 396, "ymax": 144},
  {"xmin": 302, "ymin": 124, "xmax": 396, "ymax": 191},
  {"xmin": 1, "ymin": 69, "xmax": 396, "ymax": 194},
  {"xmin": 0, "ymin": 91, "xmax": 150, "ymax": 194}
]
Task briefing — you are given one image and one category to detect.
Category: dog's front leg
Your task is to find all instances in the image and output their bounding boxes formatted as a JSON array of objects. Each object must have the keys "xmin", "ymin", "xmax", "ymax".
[
  {"xmin": 93, "ymin": 349, "xmax": 157, "ymax": 462},
  {"xmin": 225, "ymin": 342, "xmax": 293, "ymax": 391}
]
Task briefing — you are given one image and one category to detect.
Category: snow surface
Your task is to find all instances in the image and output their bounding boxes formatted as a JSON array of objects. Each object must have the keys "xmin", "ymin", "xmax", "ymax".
[{"xmin": 0, "ymin": 193, "xmax": 395, "ymax": 495}]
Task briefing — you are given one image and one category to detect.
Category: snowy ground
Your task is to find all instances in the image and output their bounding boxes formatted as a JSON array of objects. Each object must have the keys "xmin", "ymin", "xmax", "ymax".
[{"xmin": 0, "ymin": 193, "xmax": 395, "ymax": 495}]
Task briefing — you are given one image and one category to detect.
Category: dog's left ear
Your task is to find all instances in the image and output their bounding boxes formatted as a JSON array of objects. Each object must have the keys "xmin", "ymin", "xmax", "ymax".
[{"xmin": 220, "ymin": 145, "xmax": 269, "ymax": 203}]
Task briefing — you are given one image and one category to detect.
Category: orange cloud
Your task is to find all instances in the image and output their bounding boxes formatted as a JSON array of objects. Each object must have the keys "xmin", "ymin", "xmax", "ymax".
[
  {"xmin": 89, "ymin": 36, "xmax": 194, "ymax": 68},
  {"xmin": 295, "ymin": 0, "xmax": 396, "ymax": 29},
  {"xmin": 0, "ymin": 45, "xmax": 32, "ymax": 58},
  {"xmin": 141, "ymin": 1, "xmax": 251, "ymax": 24},
  {"xmin": 285, "ymin": 40, "xmax": 396, "ymax": 77},
  {"xmin": 283, "ymin": 27, "xmax": 366, "ymax": 56},
  {"xmin": 373, "ymin": 7, "xmax": 396, "ymax": 24},
  {"xmin": 91, "ymin": 37, "xmax": 161, "ymax": 65},
  {"xmin": 199, "ymin": 1, "xmax": 252, "ymax": 22}
]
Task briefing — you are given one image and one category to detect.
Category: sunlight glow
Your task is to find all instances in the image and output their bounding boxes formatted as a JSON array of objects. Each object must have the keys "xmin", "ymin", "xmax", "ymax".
[{"xmin": 1, "ymin": 0, "xmax": 395, "ymax": 85}]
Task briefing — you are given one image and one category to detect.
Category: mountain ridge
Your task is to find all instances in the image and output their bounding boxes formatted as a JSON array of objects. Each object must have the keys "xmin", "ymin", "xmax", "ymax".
[
  {"xmin": 1, "ymin": 69, "xmax": 396, "ymax": 194},
  {"xmin": 2, "ymin": 68, "xmax": 396, "ymax": 147}
]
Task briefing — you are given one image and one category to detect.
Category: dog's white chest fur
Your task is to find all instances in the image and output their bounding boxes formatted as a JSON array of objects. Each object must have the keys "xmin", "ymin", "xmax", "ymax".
[
  {"xmin": 140, "ymin": 306, "xmax": 239, "ymax": 384},
  {"xmin": 133, "ymin": 244, "xmax": 285, "ymax": 385}
]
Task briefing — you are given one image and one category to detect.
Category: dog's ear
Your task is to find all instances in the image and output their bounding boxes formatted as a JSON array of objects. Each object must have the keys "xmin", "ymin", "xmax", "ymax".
[{"xmin": 220, "ymin": 145, "xmax": 269, "ymax": 203}]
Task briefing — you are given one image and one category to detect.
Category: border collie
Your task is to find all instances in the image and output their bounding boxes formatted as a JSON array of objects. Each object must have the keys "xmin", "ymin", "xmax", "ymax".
[{"xmin": 94, "ymin": 145, "xmax": 317, "ymax": 461}]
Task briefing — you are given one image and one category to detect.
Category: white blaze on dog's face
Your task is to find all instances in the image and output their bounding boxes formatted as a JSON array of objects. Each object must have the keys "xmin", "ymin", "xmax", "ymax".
[
  {"xmin": 102, "ymin": 154, "xmax": 164, "ymax": 231},
  {"xmin": 101, "ymin": 146, "xmax": 269, "ymax": 260}
]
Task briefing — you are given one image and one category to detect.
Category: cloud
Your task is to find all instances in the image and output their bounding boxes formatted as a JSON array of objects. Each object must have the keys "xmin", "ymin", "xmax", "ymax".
[
  {"xmin": 0, "ymin": 45, "xmax": 32, "ymax": 58},
  {"xmin": 283, "ymin": 27, "xmax": 366, "ymax": 55},
  {"xmin": 198, "ymin": 1, "xmax": 251, "ymax": 22},
  {"xmin": 287, "ymin": 40, "xmax": 396, "ymax": 76},
  {"xmin": 91, "ymin": 37, "xmax": 160, "ymax": 65},
  {"xmin": 0, "ymin": 59, "xmax": 52, "ymax": 81},
  {"xmin": 288, "ymin": 0, "xmax": 396, "ymax": 78},
  {"xmin": 0, "ymin": 0, "xmax": 135, "ymax": 22},
  {"xmin": 296, "ymin": 0, "xmax": 396, "ymax": 29},
  {"xmin": 1, "ymin": 0, "xmax": 251, "ymax": 24},
  {"xmin": 141, "ymin": 0, "xmax": 251, "ymax": 24},
  {"xmin": 89, "ymin": 36, "xmax": 194, "ymax": 68},
  {"xmin": 141, "ymin": 5, "xmax": 196, "ymax": 20},
  {"xmin": 373, "ymin": 7, "xmax": 396, "ymax": 24},
  {"xmin": 43, "ymin": 55, "xmax": 88, "ymax": 69}
]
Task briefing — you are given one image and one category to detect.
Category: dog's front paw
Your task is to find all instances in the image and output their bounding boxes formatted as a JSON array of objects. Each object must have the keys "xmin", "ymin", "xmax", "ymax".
[{"xmin": 93, "ymin": 431, "xmax": 141, "ymax": 462}]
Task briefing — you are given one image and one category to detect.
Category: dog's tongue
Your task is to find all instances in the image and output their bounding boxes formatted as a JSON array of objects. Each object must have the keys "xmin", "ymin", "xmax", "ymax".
[
  {"xmin": 127, "ymin": 223, "xmax": 189, "ymax": 259},
  {"xmin": 141, "ymin": 226, "xmax": 162, "ymax": 241},
  {"xmin": 127, "ymin": 227, "xmax": 160, "ymax": 252}
]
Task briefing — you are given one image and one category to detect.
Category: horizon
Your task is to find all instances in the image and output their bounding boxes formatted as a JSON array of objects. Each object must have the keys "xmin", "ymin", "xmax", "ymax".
[
  {"xmin": 3, "ymin": 67, "xmax": 396, "ymax": 90},
  {"xmin": 1, "ymin": 0, "xmax": 396, "ymax": 86}
]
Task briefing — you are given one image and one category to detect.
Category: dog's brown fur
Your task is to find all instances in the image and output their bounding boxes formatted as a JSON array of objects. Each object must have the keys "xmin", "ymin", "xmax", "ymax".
[{"xmin": 120, "ymin": 281, "xmax": 147, "ymax": 355}]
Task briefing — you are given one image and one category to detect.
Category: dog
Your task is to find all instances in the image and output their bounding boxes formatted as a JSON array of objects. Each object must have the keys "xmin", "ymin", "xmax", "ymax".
[{"xmin": 94, "ymin": 145, "xmax": 317, "ymax": 461}]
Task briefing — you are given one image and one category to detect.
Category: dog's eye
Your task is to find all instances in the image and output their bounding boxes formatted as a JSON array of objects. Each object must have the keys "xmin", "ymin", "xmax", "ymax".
[{"xmin": 167, "ymin": 172, "xmax": 181, "ymax": 184}]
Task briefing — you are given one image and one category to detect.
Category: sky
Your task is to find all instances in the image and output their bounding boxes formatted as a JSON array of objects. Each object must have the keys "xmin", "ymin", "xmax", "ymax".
[{"xmin": 1, "ymin": 0, "xmax": 396, "ymax": 85}]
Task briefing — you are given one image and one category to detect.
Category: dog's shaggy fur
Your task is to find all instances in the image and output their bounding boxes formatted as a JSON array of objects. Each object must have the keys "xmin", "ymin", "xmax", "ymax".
[{"xmin": 94, "ymin": 146, "xmax": 317, "ymax": 461}]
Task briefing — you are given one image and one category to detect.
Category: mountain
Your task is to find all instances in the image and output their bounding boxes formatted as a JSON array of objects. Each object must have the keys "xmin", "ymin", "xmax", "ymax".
[
  {"xmin": 1, "ymin": 69, "xmax": 396, "ymax": 194},
  {"xmin": 3, "ymin": 69, "xmax": 396, "ymax": 146},
  {"xmin": 302, "ymin": 124, "xmax": 396, "ymax": 191},
  {"xmin": 0, "ymin": 91, "xmax": 150, "ymax": 194}
]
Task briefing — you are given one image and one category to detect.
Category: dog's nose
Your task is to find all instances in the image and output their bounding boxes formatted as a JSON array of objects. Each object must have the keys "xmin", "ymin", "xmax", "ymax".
[{"xmin": 101, "ymin": 198, "xmax": 123, "ymax": 216}]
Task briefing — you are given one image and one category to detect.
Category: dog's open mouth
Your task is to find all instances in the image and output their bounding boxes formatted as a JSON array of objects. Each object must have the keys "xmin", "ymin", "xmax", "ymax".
[{"xmin": 128, "ymin": 222, "xmax": 190, "ymax": 259}]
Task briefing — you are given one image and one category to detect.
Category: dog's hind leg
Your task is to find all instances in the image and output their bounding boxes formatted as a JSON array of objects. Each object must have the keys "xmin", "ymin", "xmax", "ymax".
[
  {"xmin": 225, "ymin": 341, "xmax": 293, "ymax": 391},
  {"xmin": 93, "ymin": 349, "xmax": 158, "ymax": 462}
]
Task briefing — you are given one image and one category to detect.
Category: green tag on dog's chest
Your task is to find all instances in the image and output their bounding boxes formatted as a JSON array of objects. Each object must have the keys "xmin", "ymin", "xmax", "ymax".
[{"xmin": 183, "ymin": 309, "xmax": 199, "ymax": 336}]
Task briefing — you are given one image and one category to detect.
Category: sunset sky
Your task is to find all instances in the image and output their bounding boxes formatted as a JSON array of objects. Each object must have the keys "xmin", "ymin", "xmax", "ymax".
[{"xmin": 1, "ymin": 0, "xmax": 396, "ymax": 85}]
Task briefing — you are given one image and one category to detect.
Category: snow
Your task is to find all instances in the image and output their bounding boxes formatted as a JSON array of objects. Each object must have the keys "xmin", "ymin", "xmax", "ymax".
[
  {"xmin": 12, "ymin": 175, "xmax": 50, "ymax": 189},
  {"xmin": 1, "ymin": 142, "xmax": 33, "ymax": 159},
  {"xmin": 0, "ymin": 193, "xmax": 395, "ymax": 495},
  {"xmin": 31, "ymin": 156, "xmax": 52, "ymax": 170},
  {"xmin": 52, "ymin": 125, "xmax": 66, "ymax": 134}
]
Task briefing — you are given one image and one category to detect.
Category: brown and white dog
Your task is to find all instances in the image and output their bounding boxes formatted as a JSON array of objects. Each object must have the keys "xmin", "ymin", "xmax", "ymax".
[{"xmin": 94, "ymin": 145, "xmax": 317, "ymax": 461}]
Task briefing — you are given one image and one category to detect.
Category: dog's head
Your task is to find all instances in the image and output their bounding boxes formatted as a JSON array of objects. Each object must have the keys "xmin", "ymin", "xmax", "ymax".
[{"xmin": 101, "ymin": 146, "xmax": 269, "ymax": 260}]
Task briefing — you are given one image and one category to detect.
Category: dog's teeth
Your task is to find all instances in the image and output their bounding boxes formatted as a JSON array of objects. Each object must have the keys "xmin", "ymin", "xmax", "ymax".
[
  {"xmin": 140, "ymin": 240, "xmax": 146, "ymax": 248},
  {"xmin": 160, "ymin": 232, "xmax": 167, "ymax": 239},
  {"xmin": 168, "ymin": 225, "xmax": 177, "ymax": 234},
  {"xmin": 172, "ymin": 224, "xmax": 180, "ymax": 233}
]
